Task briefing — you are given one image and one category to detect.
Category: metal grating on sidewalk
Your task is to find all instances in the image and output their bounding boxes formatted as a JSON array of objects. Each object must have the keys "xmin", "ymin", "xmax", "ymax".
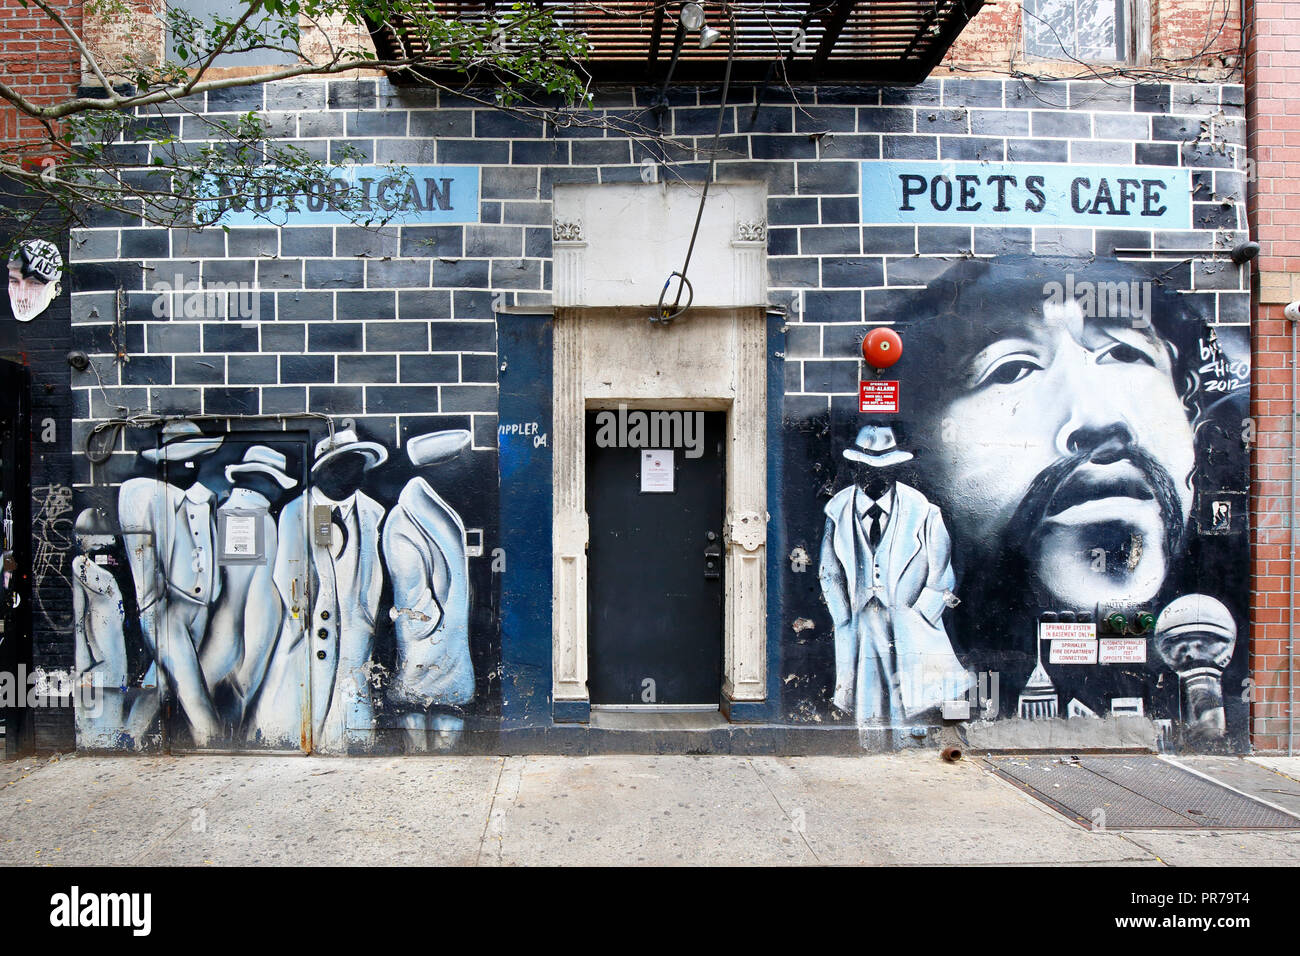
[{"xmin": 985, "ymin": 755, "xmax": 1300, "ymax": 830}]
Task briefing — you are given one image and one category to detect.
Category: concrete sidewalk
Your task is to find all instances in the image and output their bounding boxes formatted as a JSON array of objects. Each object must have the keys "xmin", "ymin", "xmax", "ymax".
[{"xmin": 2, "ymin": 751, "xmax": 1299, "ymax": 866}]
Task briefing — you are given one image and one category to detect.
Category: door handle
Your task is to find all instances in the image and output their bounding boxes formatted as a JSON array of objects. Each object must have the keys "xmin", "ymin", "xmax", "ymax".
[{"xmin": 703, "ymin": 534, "xmax": 722, "ymax": 580}]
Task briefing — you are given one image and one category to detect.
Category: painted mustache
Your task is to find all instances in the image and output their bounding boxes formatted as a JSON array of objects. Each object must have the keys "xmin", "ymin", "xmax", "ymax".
[{"xmin": 1006, "ymin": 439, "xmax": 1186, "ymax": 565}]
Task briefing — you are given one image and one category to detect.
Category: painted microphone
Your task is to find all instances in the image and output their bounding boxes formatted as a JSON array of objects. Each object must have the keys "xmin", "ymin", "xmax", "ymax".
[{"xmin": 1153, "ymin": 594, "xmax": 1237, "ymax": 740}]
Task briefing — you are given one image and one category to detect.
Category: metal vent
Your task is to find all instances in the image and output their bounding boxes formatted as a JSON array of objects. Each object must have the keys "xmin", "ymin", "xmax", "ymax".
[
  {"xmin": 371, "ymin": 1, "xmax": 986, "ymax": 85},
  {"xmin": 987, "ymin": 755, "xmax": 1300, "ymax": 831}
]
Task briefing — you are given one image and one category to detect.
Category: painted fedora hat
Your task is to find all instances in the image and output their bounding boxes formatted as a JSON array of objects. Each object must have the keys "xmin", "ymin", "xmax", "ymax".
[
  {"xmin": 312, "ymin": 427, "xmax": 388, "ymax": 473},
  {"xmin": 140, "ymin": 420, "xmax": 224, "ymax": 463},
  {"xmin": 225, "ymin": 444, "xmax": 298, "ymax": 489},
  {"xmin": 406, "ymin": 429, "xmax": 471, "ymax": 467},
  {"xmin": 842, "ymin": 424, "xmax": 913, "ymax": 468}
]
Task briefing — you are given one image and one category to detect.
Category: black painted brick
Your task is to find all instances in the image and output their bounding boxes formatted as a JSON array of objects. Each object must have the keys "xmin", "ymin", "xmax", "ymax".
[
  {"xmin": 882, "ymin": 135, "xmax": 937, "ymax": 160},
  {"xmin": 308, "ymin": 323, "xmax": 364, "ymax": 351},
  {"xmin": 203, "ymin": 387, "xmax": 259, "ymax": 414},
  {"xmin": 803, "ymin": 290, "xmax": 862, "ymax": 323},
  {"xmin": 432, "ymin": 259, "xmax": 490, "ymax": 288},
  {"xmin": 366, "ymin": 386, "xmax": 442, "ymax": 413},
  {"xmin": 174, "ymin": 355, "xmax": 225, "ymax": 384},
  {"xmin": 337, "ymin": 354, "xmax": 397, "ymax": 383},
  {"xmin": 281, "ymin": 354, "xmax": 335, "ymax": 383},
  {"xmin": 800, "ymin": 227, "xmax": 861, "ymax": 256},
  {"xmin": 399, "ymin": 354, "xmax": 459, "ymax": 383},
  {"xmin": 367, "ymin": 321, "xmax": 429, "ymax": 352},
  {"xmin": 430, "ymin": 321, "xmax": 495, "ymax": 352},
  {"xmin": 821, "ymin": 257, "xmax": 884, "ymax": 288},
  {"xmin": 802, "ymin": 359, "xmax": 859, "ymax": 393},
  {"xmin": 402, "ymin": 226, "xmax": 464, "ymax": 258},
  {"xmin": 335, "ymin": 291, "xmax": 396, "ymax": 320},
  {"xmin": 203, "ymin": 324, "xmax": 258, "ymax": 353},
  {"xmin": 310, "ymin": 386, "xmax": 364, "ymax": 414},
  {"xmin": 796, "ymin": 161, "xmax": 858, "ymax": 194}
]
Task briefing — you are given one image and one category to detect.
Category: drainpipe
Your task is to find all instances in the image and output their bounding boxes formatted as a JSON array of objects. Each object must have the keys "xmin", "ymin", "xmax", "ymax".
[{"xmin": 1290, "ymin": 303, "xmax": 1298, "ymax": 756}]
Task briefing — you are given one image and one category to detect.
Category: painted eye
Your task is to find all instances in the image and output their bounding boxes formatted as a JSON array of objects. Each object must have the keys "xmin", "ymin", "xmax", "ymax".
[
  {"xmin": 1099, "ymin": 341, "xmax": 1157, "ymax": 367},
  {"xmin": 976, "ymin": 358, "xmax": 1039, "ymax": 387}
]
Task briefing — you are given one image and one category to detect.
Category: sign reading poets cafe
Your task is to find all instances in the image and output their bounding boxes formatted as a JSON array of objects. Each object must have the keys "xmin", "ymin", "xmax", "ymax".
[
  {"xmin": 204, "ymin": 164, "xmax": 481, "ymax": 226},
  {"xmin": 860, "ymin": 160, "xmax": 1193, "ymax": 229}
]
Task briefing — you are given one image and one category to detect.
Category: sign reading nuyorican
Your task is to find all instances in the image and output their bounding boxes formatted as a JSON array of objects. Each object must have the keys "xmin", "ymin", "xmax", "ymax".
[{"xmin": 204, "ymin": 164, "xmax": 481, "ymax": 227}]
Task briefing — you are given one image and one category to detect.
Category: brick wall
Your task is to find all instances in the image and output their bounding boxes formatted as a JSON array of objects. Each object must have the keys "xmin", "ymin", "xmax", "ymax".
[
  {"xmin": 945, "ymin": 0, "xmax": 1241, "ymax": 76},
  {"xmin": 1245, "ymin": 0, "xmax": 1298, "ymax": 753},
  {"xmin": 0, "ymin": 0, "xmax": 80, "ymax": 148},
  {"xmin": 52, "ymin": 73, "xmax": 1252, "ymax": 750}
]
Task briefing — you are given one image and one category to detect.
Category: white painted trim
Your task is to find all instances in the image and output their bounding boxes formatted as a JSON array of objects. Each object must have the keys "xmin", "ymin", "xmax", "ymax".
[{"xmin": 551, "ymin": 308, "xmax": 768, "ymax": 712}]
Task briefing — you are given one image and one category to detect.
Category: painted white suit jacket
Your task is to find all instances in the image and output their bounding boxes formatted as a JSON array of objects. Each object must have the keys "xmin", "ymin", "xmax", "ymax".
[
  {"xmin": 381, "ymin": 477, "xmax": 475, "ymax": 708},
  {"xmin": 818, "ymin": 481, "xmax": 968, "ymax": 718}
]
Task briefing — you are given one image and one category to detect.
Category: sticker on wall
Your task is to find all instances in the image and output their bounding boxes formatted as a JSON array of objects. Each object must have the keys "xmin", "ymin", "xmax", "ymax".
[
  {"xmin": 7, "ymin": 239, "xmax": 62, "ymax": 321},
  {"xmin": 860, "ymin": 161, "xmax": 1193, "ymax": 229},
  {"xmin": 859, "ymin": 380, "xmax": 899, "ymax": 413},
  {"xmin": 1099, "ymin": 638, "xmax": 1148, "ymax": 664},
  {"xmin": 641, "ymin": 450, "xmax": 674, "ymax": 493},
  {"xmin": 1039, "ymin": 620, "xmax": 1097, "ymax": 641},
  {"xmin": 201, "ymin": 164, "xmax": 482, "ymax": 227},
  {"xmin": 1048, "ymin": 639, "xmax": 1099, "ymax": 665}
]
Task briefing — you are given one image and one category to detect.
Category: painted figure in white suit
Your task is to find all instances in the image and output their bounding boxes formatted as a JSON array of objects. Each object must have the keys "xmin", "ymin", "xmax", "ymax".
[
  {"xmin": 819, "ymin": 425, "xmax": 969, "ymax": 725},
  {"xmin": 251, "ymin": 429, "xmax": 386, "ymax": 752},
  {"xmin": 382, "ymin": 429, "xmax": 475, "ymax": 751},
  {"xmin": 202, "ymin": 445, "xmax": 297, "ymax": 730},
  {"xmin": 118, "ymin": 421, "xmax": 226, "ymax": 746}
]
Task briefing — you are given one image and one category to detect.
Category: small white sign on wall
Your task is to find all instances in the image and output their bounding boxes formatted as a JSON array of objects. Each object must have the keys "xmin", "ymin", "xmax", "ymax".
[
  {"xmin": 1049, "ymin": 639, "xmax": 1099, "ymax": 665},
  {"xmin": 641, "ymin": 450, "xmax": 674, "ymax": 493}
]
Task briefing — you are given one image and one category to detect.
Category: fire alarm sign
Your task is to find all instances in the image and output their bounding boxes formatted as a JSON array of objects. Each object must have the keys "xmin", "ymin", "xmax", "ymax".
[{"xmin": 859, "ymin": 380, "xmax": 899, "ymax": 413}]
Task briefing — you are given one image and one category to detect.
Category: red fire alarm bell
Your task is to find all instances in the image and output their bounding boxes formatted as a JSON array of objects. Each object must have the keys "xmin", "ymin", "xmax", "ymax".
[{"xmin": 862, "ymin": 328, "xmax": 902, "ymax": 369}]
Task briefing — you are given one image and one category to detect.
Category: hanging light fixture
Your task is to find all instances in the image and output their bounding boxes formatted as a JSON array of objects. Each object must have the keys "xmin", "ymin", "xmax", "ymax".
[
  {"xmin": 679, "ymin": 2, "xmax": 705, "ymax": 31},
  {"xmin": 698, "ymin": 24, "xmax": 721, "ymax": 49}
]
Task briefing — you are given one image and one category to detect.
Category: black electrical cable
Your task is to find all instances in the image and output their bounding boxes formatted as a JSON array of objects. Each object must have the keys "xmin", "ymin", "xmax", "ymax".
[{"xmin": 660, "ymin": 10, "xmax": 736, "ymax": 323}]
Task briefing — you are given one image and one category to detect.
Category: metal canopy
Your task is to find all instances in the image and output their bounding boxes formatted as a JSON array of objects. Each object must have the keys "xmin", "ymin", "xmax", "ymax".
[{"xmin": 371, "ymin": 1, "xmax": 987, "ymax": 86}]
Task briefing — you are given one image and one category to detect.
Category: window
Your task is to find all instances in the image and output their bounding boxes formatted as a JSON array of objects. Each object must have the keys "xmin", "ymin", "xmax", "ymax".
[
  {"xmin": 1023, "ymin": 0, "xmax": 1143, "ymax": 63},
  {"xmin": 166, "ymin": 0, "xmax": 297, "ymax": 68}
]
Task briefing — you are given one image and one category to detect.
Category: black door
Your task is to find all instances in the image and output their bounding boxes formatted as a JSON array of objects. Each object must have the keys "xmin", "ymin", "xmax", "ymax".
[
  {"xmin": 0, "ymin": 360, "xmax": 31, "ymax": 756},
  {"xmin": 586, "ymin": 410, "xmax": 724, "ymax": 706}
]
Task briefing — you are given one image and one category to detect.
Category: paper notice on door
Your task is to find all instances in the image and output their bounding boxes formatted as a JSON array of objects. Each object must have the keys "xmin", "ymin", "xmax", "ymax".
[
  {"xmin": 223, "ymin": 514, "xmax": 258, "ymax": 558},
  {"xmin": 641, "ymin": 449, "xmax": 674, "ymax": 493}
]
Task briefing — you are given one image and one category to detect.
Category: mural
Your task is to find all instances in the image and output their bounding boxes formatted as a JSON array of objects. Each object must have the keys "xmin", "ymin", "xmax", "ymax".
[
  {"xmin": 818, "ymin": 424, "xmax": 967, "ymax": 729},
  {"xmin": 73, "ymin": 421, "xmax": 496, "ymax": 754},
  {"xmin": 787, "ymin": 255, "xmax": 1252, "ymax": 751}
]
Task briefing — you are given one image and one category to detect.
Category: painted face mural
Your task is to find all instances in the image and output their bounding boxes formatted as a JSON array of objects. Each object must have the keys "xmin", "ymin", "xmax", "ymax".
[
  {"xmin": 788, "ymin": 255, "xmax": 1250, "ymax": 748},
  {"xmin": 7, "ymin": 239, "xmax": 62, "ymax": 322},
  {"xmin": 74, "ymin": 420, "xmax": 494, "ymax": 754},
  {"xmin": 897, "ymin": 257, "xmax": 1197, "ymax": 613}
]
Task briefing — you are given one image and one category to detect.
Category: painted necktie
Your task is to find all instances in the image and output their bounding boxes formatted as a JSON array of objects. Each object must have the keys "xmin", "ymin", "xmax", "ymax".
[
  {"xmin": 330, "ymin": 506, "xmax": 349, "ymax": 560},
  {"xmin": 866, "ymin": 503, "xmax": 884, "ymax": 550}
]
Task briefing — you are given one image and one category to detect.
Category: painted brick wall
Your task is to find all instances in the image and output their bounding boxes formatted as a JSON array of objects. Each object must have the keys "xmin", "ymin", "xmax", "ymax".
[
  {"xmin": 53, "ymin": 74, "xmax": 1250, "ymax": 750},
  {"xmin": 1245, "ymin": 0, "xmax": 1299, "ymax": 753},
  {"xmin": 66, "ymin": 76, "xmax": 1249, "ymax": 468}
]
